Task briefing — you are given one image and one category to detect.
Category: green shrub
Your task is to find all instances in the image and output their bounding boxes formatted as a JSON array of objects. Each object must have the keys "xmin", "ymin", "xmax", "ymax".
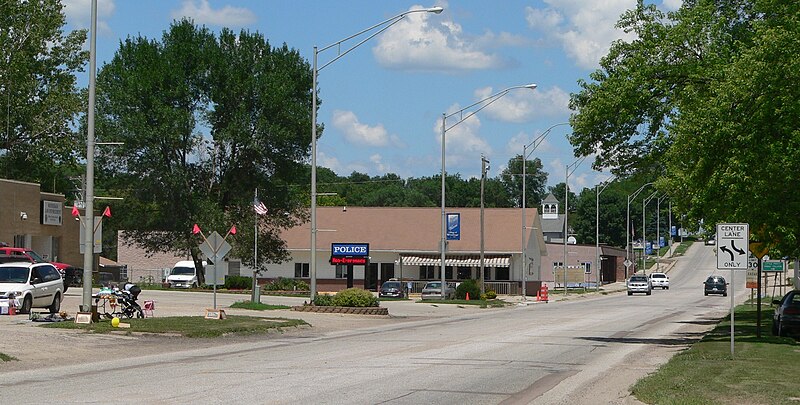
[
  {"xmin": 485, "ymin": 290, "xmax": 497, "ymax": 299},
  {"xmin": 224, "ymin": 275, "xmax": 252, "ymax": 290},
  {"xmin": 332, "ymin": 288, "xmax": 379, "ymax": 307},
  {"xmin": 265, "ymin": 277, "xmax": 309, "ymax": 291},
  {"xmin": 456, "ymin": 279, "xmax": 480, "ymax": 300},
  {"xmin": 313, "ymin": 293, "xmax": 334, "ymax": 306}
]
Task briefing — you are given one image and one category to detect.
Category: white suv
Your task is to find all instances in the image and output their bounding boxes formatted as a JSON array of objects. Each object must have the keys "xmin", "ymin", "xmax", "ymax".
[
  {"xmin": 0, "ymin": 262, "xmax": 64, "ymax": 313},
  {"xmin": 649, "ymin": 272, "xmax": 670, "ymax": 289}
]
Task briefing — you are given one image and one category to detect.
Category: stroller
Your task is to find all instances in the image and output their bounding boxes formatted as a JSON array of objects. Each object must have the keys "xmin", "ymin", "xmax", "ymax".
[{"xmin": 95, "ymin": 283, "xmax": 144, "ymax": 319}]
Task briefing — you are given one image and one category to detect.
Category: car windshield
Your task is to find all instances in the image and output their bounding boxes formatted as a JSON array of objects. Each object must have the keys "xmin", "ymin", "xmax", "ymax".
[
  {"xmin": 24, "ymin": 250, "xmax": 47, "ymax": 263},
  {"xmin": 170, "ymin": 266, "xmax": 195, "ymax": 276},
  {"xmin": 707, "ymin": 277, "xmax": 724, "ymax": 283},
  {"xmin": 382, "ymin": 282, "xmax": 400, "ymax": 289},
  {"xmin": 630, "ymin": 277, "xmax": 647, "ymax": 282},
  {"xmin": 651, "ymin": 274, "xmax": 666, "ymax": 278},
  {"xmin": 425, "ymin": 282, "xmax": 442, "ymax": 289},
  {"xmin": 0, "ymin": 266, "xmax": 30, "ymax": 283}
]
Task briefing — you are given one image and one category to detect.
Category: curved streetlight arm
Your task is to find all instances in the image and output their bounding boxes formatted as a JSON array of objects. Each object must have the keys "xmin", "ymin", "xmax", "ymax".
[
  {"xmin": 524, "ymin": 122, "xmax": 569, "ymax": 159},
  {"xmin": 444, "ymin": 84, "xmax": 537, "ymax": 132},
  {"xmin": 317, "ymin": 7, "xmax": 443, "ymax": 72}
]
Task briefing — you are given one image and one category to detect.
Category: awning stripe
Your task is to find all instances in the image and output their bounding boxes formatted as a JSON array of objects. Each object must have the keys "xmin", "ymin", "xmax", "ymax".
[{"xmin": 399, "ymin": 255, "xmax": 509, "ymax": 268}]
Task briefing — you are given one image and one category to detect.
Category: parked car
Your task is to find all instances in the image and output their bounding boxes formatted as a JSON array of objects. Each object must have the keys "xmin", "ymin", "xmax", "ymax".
[
  {"xmin": 379, "ymin": 280, "xmax": 405, "ymax": 298},
  {"xmin": 649, "ymin": 272, "xmax": 670, "ymax": 289},
  {"xmin": 703, "ymin": 275, "xmax": 728, "ymax": 296},
  {"xmin": 704, "ymin": 237, "xmax": 716, "ymax": 245},
  {"xmin": 421, "ymin": 281, "xmax": 456, "ymax": 300},
  {"xmin": 0, "ymin": 247, "xmax": 71, "ymax": 292},
  {"xmin": 0, "ymin": 262, "xmax": 64, "ymax": 313},
  {"xmin": 627, "ymin": 274, "xmax": 651, "ymax": 295},
  {"xmin": 772, "ymin": 290, "xmax": 800, "ymax": 337},
  {"xmin": 166, "ymin": 260, "xmax": 202, "ymax": 288}
]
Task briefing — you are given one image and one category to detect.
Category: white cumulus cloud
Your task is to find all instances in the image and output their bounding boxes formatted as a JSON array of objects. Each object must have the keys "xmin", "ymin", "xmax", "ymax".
[
  {"xmin": 435, "ymin": 108, "xmax": 492, "ymax": 169},
  {"xmin": 171, "ymin": 0, "xmax": 256, "ymax": 27},
  {"xmin": 332, "ymin": 110, "xmax": 399, "ymax": 147},
  {"xmin": 61, "ymin": 0, "xmax": 115, "ymax": 36},
  {"xmin": 373, "ymin": 3, "xmax": 506, "ymax": 71},
  {"xmin": 525, "ymin": 0, "xmax": 638, "ymax": 70},
  {"xmin": 477, "ymin": 85, "xmax": 571, "ymax": 123}
]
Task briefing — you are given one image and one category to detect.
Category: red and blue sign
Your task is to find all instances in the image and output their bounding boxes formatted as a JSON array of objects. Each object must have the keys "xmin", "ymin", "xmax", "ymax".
[{"xmin": 330, "ymin": 243, "xmax": 369, "ymax": 265}]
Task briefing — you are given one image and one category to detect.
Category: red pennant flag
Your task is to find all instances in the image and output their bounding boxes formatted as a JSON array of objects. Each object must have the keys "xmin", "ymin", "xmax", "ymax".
[
  {"xmin": 71, "ymin": 205, "xmax": 80, "ymax": 217},
  {"xmin": 229, "ymin": 225, "xmax": 237, "ymax": 235},
  {"xmin": 192, "ymin": 224, "xmax": 201, "ymax": 234},
  {"xmin": 102, "ymin": 206, "xmax": 111, "ymax": 218}
]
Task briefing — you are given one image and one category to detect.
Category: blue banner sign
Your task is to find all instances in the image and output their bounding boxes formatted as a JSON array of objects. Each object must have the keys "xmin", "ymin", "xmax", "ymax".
[
  {"xmin": 645, "ymin": 241, "xmax": 653, "ymax": 255},
  {"xmin": 446, "ymin": 213, "xmax": 460, "ymax": 240},
  {"xmin": 659, "ymin": 236, "xmax": 665, "ymax": 247}
]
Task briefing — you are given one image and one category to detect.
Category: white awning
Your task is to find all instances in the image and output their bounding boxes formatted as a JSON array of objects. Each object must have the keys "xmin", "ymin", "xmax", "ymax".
[{"xmin": 399, "ymin": 255, "xmax": 509, "ymax": 268}]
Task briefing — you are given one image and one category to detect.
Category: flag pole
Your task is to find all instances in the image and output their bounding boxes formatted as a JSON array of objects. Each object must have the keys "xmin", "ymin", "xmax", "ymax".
[{"xmin": 253, "ymin": 187, "xmax": 259, "ymax": 302}]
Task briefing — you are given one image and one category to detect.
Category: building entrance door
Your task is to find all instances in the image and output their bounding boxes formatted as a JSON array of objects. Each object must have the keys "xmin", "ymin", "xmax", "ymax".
[{"xmin": 364, "ymin": 263, "xmax": 378, "ymax": 291}]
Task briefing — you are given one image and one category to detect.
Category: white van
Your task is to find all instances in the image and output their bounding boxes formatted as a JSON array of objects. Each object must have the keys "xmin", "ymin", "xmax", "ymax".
[{"xmin": 166, "ymin": 260, "xmax": 202, "ymax": 288}]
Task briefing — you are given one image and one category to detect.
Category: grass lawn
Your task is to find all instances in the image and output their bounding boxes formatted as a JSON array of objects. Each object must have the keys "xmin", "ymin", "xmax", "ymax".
[
  {"xmin": 632, "ymin": 302, "xmax": 800, "ymax": 404},
  {"xmin": 40, "ymin": 315, "xmax": 307, "ymax": 338},
  {"xmin": 230, "ymin": 301, "xmax": 291, "ymax": 310}
]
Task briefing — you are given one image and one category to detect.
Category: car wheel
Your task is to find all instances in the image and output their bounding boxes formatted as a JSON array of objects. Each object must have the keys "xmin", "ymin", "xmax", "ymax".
[
  {"xmin": 723, "ymin": 292, "xmax": 727, "ymax": 297},
  {"xmin": 778, "ymin": 321, "xmax": 786, "ymax": 337},
  {"xmin": 772, "ymin": 320, "xmax": 779, "ymax": 336},
  {"xmin": 646, "ymin": 290, "xmax": 651, "ymax": 295},
  {"xmin": 48, "ymin": 293, "xmax": 61, "ymax": 313},
  {"xmin": 704, "ymin": 291, "xmax": 708, "ymax": 296},
  {"xmin": 628, "ymin": 291, "xmax": 632, "ymax": 296},
  {"xmin": 20, "ymin": 295, "xmax": 32, "ymax": 314},
  {"xmin": 63, "ymin": 284, "xmax": 69, "ymax": 294},
  {"xmin": 191, "ymin": 283, "xmax": 197, "ymax": 289}
]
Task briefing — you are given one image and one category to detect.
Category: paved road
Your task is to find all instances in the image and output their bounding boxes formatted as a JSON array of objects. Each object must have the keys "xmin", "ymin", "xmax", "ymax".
[{"xmin": 1, "ymin": 243, "xmax": 747, "ymax": 404}]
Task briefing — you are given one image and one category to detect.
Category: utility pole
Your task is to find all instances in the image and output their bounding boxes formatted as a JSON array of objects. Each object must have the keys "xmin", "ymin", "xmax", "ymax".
[{"xmin": 479, "ymin": 156, "xmax": 490, "ymax": 296}]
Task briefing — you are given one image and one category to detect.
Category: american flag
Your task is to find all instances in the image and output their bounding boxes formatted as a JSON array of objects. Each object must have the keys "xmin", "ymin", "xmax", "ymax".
[{"xmin": 253, "ymin": 199, "xmax": 268, "ymax": 215}]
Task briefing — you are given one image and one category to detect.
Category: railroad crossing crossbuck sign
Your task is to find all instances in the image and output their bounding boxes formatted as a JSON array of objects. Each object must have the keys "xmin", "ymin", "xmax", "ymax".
[{"xmin": 716, "ymin": 223, "xmax": 749, "ymax": 270}]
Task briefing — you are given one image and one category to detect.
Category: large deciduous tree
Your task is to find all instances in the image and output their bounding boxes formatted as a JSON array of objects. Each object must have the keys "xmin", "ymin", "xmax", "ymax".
[
  {"xmin": 94, "ymin": 20, "xmax": 313, "ymax": 278},
  {"xmin": 0, "ymin": 0, "xmax": 87, "ymax": 192},
  {"xmin": 570, "ymin": 0, "xmax": 800, "ymax": 255},
  {"xmin": 500, "ymin": 155, "xmax": 548, "ymax": 208}
]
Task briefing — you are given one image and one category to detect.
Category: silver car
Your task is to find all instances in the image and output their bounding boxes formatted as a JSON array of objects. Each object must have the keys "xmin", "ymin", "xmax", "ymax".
[
  {"xmin": 627, "ymin": 275, "xmax": 652, "ymax": 296},
  {"xmin": 420, "ymin": 281, "xmax": 456, "ymax": 300}
]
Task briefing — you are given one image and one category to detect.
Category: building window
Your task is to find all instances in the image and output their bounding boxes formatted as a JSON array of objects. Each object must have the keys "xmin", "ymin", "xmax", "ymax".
[
  {"xmin": 335, "ymin": 265, "xmax": 347, "ymax": 279},
  {"xmin": 294, "ymin": 263, "xmax": 309, "ymax": 278},
  {"xmin": 445, "ymin": 266, "xmax": 453, "ymax": 280},
  {"xmin": 457, "ymin": 266, "xmax": 471, "ymax": 280},
  {"xmin": 419, "ymin": 266, "xmax": 435, "ymax": 279},
  {"xmin": 553, "ymin": 261, "xmax": 563, "ymax": 269},
  {"xmin": 495, "ymin": 267, "xmax": 509, "ymax": 280},
  {"xmin": 583, "ymin": 262, "xmax": 591, "ymax": 274},
  {"xmin": 381, "ymin": 263, "xmax": 395, "ymax": 280}
]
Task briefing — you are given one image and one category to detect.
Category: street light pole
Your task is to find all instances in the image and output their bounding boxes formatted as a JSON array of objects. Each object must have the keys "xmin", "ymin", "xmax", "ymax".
[
  {"xmin": 595, "ymin": 176, "xmax": 615, "ymax": 292},
  {"xmin": 625, "ymin": 182, "xmax": 654, "ymax": 278},
  {"xmin": 642, "ymin": 191, "xmax": 658, "ymax": 274},
  {"xmin": 440, "ymin": 83, "xmax": 537, "ymax": 299},
  {"xmin": 81, "ymin": 0, "xmax": 98, "ymax": 312},
  {"xmin": 310, "ymin": 6, "xmax": 443, "ymax": 302},
  {"xmin": 521, "ymin": 122, "xmax": 568, "ymax": 299},
  {"xmin": 657, "ymin": 195, "xmax": 668, "ymax": 272},
  {"xmin": 480, "ymin": 156, "xmax": 489, "ymax": 296},
  {"xmin": 563, "ymin": 156, "xmax": 585, "ymax": 295}
]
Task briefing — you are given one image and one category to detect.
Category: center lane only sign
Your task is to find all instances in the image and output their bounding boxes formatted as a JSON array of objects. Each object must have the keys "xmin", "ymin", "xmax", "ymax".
[{"xmin": 716, "ymin": 223, "xmax": 749, "ymax": 270}]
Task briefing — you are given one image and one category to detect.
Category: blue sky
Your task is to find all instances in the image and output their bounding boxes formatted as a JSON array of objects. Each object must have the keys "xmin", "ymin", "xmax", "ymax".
[{"xmin": 62, "ymin": 0, "xmax": 681, "ymax": 191}]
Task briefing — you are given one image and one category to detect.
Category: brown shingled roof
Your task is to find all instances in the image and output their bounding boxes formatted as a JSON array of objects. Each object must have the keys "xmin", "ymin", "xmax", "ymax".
[{"xmin": 281, "ymin": 206, "xmax": 542, "ymax": 254}]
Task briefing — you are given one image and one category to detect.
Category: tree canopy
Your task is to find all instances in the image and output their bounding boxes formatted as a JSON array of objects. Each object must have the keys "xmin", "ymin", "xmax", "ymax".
[
  {"xmin": 94, "ymin": 20, "xmax": 314, "ymax": 276},
  {"xmin": 0, "ymin": 0, "xmax": 87, "ymax": 192},
  {"xmin": 569, "ymin": 0, "xmax": 800, "ymax": 256}
]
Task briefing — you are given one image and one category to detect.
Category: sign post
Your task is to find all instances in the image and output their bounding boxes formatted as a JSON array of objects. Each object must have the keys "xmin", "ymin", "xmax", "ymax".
[
  {"xmin": 716, "ymin": 223, "xmax": 749, "ymax": 358},
  {"xmin": 198, "ymin": 231, "xmax": 232, "ymax": 310}
]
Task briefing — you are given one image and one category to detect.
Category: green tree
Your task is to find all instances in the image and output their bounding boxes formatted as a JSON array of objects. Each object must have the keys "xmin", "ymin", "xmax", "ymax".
[
  {"xmin": 500, "ymin": 155, "xmax": 548, "ymax": 208},
  {"xmin": 0, "ymin": 0, "xmax": 88, "ymax": 192},
  {"xmin": 569, "ymin": 0, "xmax": 800, "ymax": 255},
  {"xmin": 94, "ymin": 20, "xmax": 314, "ymax": 281}
]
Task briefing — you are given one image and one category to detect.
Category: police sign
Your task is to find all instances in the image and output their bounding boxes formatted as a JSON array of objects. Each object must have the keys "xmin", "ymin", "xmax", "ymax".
[{"xmin": 331, "ymin": 243, "xmax": 369, "ymax": 256}]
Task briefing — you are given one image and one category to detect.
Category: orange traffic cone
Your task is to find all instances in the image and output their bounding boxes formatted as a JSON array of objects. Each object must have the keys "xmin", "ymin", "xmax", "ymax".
[
  {"xmin": 8, "ymin": 301, "xmax": 16, "ymax": 316},
  {"xmin": 466, "ymin": 292, "xmax": 470, "ymax": 300}
]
